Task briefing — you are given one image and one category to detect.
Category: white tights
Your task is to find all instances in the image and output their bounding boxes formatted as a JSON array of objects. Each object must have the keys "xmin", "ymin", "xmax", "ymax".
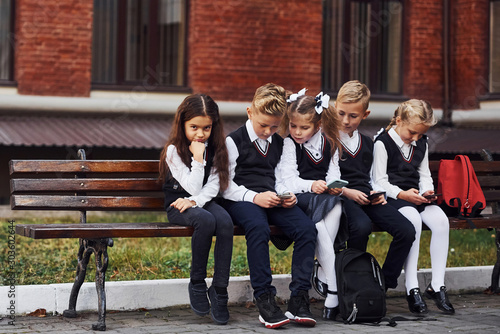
[
  {"xmin": 398, "ymin": 205, "xmax": 450, "ymax": 294},
  {"xmin": 315, "ymin": 202, "xmax": 343, "ymax": 308}
]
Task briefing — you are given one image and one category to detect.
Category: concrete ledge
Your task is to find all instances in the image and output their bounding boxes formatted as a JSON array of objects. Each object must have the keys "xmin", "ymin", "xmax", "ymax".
[{"xmin": 0, "ymin": 266, "xmax": 494, "ymax": 316}]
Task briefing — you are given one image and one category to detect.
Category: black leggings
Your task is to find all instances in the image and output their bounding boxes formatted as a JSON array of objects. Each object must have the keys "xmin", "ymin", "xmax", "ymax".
[{"xmin": 166, "ymin": 200, "xmax": 233, "ymax": 288}]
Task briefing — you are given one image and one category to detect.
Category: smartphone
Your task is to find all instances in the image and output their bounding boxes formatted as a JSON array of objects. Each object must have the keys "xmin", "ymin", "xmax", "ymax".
[
  {"xmin": 367, "ymin": 191, "xmax": 386, "ymax": 201},
  {"xmin": 424, "ymin": 193, "xmax": 442, "ymax": 199},
  {"xmin": 277, "ymin": 192, "xmax": 293, "ymax": 199},
  {"xmin": 327, "ymin": 179, "xmax": 349, "ymax": 189}
]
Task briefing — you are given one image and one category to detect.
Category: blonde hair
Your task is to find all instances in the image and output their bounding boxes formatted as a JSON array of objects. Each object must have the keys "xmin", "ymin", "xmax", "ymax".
[
  {"xmin": 251, "ymin": 83, "xmax": 288, "ymax": 117},
  {"xmin": 336, "ymin": 80, "xmax": 371, "ymax": 111},
  {"xmin": 386, "ymin": 99, "xmax": 437, "ymax": 131}
]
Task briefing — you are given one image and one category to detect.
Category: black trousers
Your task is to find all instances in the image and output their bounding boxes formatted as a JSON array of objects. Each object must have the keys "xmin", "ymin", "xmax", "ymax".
[
  {"xmin": 167, "ymin": 200, "xmax": 233, "ymax": 288},
  {"xmin": 343, "ymin": 199, "xmax": 416, "ymax": 289}
]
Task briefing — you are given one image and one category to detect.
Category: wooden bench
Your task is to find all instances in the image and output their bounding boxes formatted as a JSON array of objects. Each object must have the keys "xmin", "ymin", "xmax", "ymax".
[{"xmin": 10, "ymin": 150, "xmax": 500, "ymax": 330}]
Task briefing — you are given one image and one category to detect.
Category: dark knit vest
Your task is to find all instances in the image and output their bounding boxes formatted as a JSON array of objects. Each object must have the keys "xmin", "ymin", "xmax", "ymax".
[
  {"xmin": 293, "ymin": 134, "xmax": 331, "ymax": 181},
  {"xmin": 162, "ymin": 146, "xmax": 214, "ymax": 209},
  {"xmin": 375, "ymin": 130, "xmax": 427, "ymax": 191},
  {"xmin": 339, "ymin": 132, "xmax": 374, "ymax": 194},
  {"xmin": 228, "ymin": 126, "xmax": 283, "ymax": 193}
]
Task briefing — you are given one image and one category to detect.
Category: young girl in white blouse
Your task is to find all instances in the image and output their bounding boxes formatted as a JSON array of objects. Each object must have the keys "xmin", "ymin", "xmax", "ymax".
[
  {"xmin": 372, "ymin": 99, "xmax": 455, "ymax": 315},
  {"xmin": 159, "ymin": 94, "xmax": 233, "ymax": 325},
  {"xmin": 277, "ymin": 89, "xmax": 344, "ymax": 320}
]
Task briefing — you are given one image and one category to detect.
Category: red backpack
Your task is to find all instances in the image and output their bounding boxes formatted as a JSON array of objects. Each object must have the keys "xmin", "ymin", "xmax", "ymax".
[{"xmin": 437, "ymin": 155, "xmax": 486, "ymax": 218}]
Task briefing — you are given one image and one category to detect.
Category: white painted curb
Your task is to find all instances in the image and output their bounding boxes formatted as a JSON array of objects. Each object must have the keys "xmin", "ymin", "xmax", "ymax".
[{"xmin": 0, "ymin": 266, "xmax": 494, "ymax": 316}]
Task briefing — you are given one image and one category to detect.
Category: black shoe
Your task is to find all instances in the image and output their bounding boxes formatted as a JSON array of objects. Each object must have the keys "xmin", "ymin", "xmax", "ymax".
[
  {"xmin": 406, "ymin": 288, "xmax": 428, "ymax": 314},
  {"xmin": 188, "ymin": 281, "xmax": 209, "ymax": 316},
  {"xmin": 424, "ymin": 284, "xmax": 455, "ymax": 314},
  {"xmin": 285, "ymin": 290, "xmax": 316, "ymax": 327},
  {"xmin": 322, "ymin": 306, "xmax": 339, "ymax": 320},
  {"xmin": 208, "ymin": 286, "xmax": 229, "ymax": 325},
  {"xmin": 255, "ymin": 292, "xmax": 290, "ymax": 329}
]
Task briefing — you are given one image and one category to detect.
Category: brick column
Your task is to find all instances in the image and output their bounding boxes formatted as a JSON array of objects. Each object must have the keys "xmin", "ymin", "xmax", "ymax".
[
  {"xmin": 188, "ymin": 0, "xmax": 323, "ymax": 101},
  {"xmin": 15, "ymin": 0, "xmax": 93, "ymax": 97}
]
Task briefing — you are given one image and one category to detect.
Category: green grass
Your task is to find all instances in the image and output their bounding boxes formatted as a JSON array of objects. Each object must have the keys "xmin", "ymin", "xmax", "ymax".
[{"xmin": 1, "ymin": 213, "xmax": 497, "ymax": 285}]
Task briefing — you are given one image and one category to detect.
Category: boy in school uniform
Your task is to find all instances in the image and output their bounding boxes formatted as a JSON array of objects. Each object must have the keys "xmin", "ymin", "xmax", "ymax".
[
  {"xmin": 222, "ymin": 83, "xmax": 317, "ymax": 329},
  {"xmin": 335, "ymin": 80, "xmax": 416, "ymax": 291}
]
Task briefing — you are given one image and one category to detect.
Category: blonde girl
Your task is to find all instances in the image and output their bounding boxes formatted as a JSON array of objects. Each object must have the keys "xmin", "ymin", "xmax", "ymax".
[{"xmin": 372, "ymin": 99, "xmax": 455, "ymax": 315}]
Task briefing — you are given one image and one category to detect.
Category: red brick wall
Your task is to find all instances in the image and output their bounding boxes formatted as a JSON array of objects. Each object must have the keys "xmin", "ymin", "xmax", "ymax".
[
  {"xmin": 15, "ymin": 0, "xmax": 93, "ymax": 97},
  {"xmin": 403, "ymin": 0, "xmax": 444, "ymax": 109},
  {"xmin": 450, "ymin": 0, "xmax": 489, "ymax": 109},
  {"xmin": 188, "ymin": 0, "xmax": 323, "ymax": 102}
]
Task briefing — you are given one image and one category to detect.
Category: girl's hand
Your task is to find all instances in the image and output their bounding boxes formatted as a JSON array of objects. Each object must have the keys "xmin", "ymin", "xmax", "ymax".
[
  {"xmin": 328, "ymin": 187, "xmax": 343, "ymax": 196},
  {"xmin": 422, "ymin": 190, "xmax": 438, "ymax": 202},
  {"xmin": 189, "ymin": 141, "xmax": 206, "ymax": 163},
  {"xmin": 170, "ymin": 198, "xmax": 196, "ymax": 213},
  {"xmin": 397, "ymin": 189, "xmax": 428, "ymax": 205},
  {"xmin": 254, "ymin": 191, "xmax": 281, "ymax": 208},
  {"xmin": 342, "ymin": 188, "xmax": 370, "ymax": 205},
  {"xmin": 280, "ymin": 192, "xmax": 297, "ymax": 208},
  {"xmin": 311, "ymin": 180, "xmax": 328, "ymax": 194}
]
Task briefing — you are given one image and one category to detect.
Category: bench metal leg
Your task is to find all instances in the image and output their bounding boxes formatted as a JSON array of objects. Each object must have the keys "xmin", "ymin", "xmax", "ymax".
[
  {"xmin": 63, "ymin": 238, "xmax": 113, "ymax": 331},
  {"xmin": 490, "ymin": 228, "xmax": 500, "ymax": 294}
]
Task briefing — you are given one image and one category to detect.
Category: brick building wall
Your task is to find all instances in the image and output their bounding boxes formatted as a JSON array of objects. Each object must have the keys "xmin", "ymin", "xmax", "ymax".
[
  {"xmin": 403, "ymin": 0, "xmax": 444, "ymax": 108},
  {"xmin": 188, "ymin": 0, "xmax": 323, "ymax": 102},
  {"xmin": 9, "ymin": 0, "xmax": 494, "ymax": 110},
  {"xmin": 15, "ymin": 0, "xmax": 93, "ymax": 97},
  {"xmin": 450, "ymin": 0, "xmax": 489, "ymax": 110}
]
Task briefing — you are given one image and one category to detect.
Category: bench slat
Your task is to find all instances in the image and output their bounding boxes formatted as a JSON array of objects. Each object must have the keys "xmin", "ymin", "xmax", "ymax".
[
  {"xmin": 11, "ymin": 178, "xmax": 162, "ymax": 193},
  {"xmin": 14, "ymin": 223, "xmax": 267, "ymax": 239},
  {"xmin": 9, "ymin": 160, "xmax": 159, "ymax": 174},
  {"xmin": 11, "ymin": 195, "xmax": 164, "ymax": 210}
]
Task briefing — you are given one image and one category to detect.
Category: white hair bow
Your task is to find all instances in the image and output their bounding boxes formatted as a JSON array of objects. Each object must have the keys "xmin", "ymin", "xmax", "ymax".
[
  {"xmin": 287, "ymin": 88, "xmax": 307, "ymax": 103},
  {"xmin": 315, "ymin": 92, "xmax": 330, "ymax": 114}
]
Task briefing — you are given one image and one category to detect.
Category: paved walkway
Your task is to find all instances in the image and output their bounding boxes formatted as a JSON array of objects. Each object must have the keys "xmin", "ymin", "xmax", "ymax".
[{"xmin": 1, "ymin": 292, "xmax": 499, "ymax": 334}]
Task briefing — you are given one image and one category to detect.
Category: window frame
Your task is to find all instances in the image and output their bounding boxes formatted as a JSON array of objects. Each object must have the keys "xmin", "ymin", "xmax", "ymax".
[
  {"xmin": 0, "ymin": 0, "xmax": 16, "ymax": 86},
  {"xmin": 322, "ymin": 0, "xmax": 405, "ymax": 100},
  {"xmin": 487, "ymin": 0, "xmax": 500, "ymax": 99},
  {"xmin": 91, "ymin": 0, "xmax": 190, "ymax": 93}
]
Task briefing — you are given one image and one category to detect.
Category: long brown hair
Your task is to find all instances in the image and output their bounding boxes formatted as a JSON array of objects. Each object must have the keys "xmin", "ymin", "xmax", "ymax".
[
  {"xmin": 279, "ymin": 93, "xmax": 341, "ymax": 156},
  {"xmin": 159, "ymin": 94, "xmax": 229, "ymax": 191}
]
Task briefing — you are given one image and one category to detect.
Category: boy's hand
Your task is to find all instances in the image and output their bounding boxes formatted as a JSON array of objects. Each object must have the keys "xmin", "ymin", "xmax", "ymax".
[
  {"xmin": 254, "ymin": 191, "xmax": 281, "ymax": 208},
  {"xmin": 189, "ymin": 141, "xmax": 206, "ymax": 163},
  {"xmin": 341, "ymin": 188, "xmax": 370, "ymax": 205},
  {"xmin": 170, "ymin": 198, "xmax": 196, "ymax": 213},
  {"xmin": 397, "ymin": 189, "xmax": 428, "ymax": 205},
  {"xmin": 311, "ymin": 180, "xmax": 328, "ymax": 194},
  {"xmin": 280, "ymin": 192, "xmax": 297, "ymax": 208},
  {"xmin": 369, "ymin": 191, "xmax": 387, "ymax": 206}
]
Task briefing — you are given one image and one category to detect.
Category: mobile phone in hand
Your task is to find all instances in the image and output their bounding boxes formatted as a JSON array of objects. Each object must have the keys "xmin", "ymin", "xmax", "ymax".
[
  {"xmin": 278, "ymin": 192, "xmax": 293, "ymax": 199},
  {"xmin": 423, "ymin": 193, "xmax": 441, "ymax": 199},
  {"xmin": 327, "ymin": 179, "xmax": 349, "ymax": 189},
  {"xmin": 367, "ymin": 191, "xmax": 386, "ymax": 201}
]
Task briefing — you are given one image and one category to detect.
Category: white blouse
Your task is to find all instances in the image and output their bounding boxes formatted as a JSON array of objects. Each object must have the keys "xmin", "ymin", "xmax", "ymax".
[
  {"xmin": 371, "ymin": 127, "xmax": 434, "ymax": 199},
  {"xmin": 165, "ymin": 144, "xmax": 220, "ymax": 207},
  {"xmin": 276, "ymin": 131, "xmax": 341, "ymax": 194}
]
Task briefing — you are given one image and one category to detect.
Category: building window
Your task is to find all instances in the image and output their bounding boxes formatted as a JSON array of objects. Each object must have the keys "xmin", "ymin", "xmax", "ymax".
[
  {"xmin": 322, "ymin": 0, "xmax": 403, "ymax": 96},
  {"xmin": 0, "ymin": 0, "xmax": 14, "ymax": 84},
  {"xmin": 92, "ymin": 0, "xmax": 187, "ymax": 90},
  {"xmin": 490, "ymin": 0, "xmax": 500, "ymax": 93}
]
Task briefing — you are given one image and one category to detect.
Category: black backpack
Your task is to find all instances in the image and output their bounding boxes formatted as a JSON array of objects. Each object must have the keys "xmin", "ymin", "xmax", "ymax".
[{"xmin": 335, "ymin": 247, "xmax": 387, "ymax": 324}]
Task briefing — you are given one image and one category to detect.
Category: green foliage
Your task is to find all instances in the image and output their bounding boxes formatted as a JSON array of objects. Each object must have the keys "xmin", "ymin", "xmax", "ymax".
[{"xmin": 0, "ymin": 214, "xmax": 497, "ymax": 285}]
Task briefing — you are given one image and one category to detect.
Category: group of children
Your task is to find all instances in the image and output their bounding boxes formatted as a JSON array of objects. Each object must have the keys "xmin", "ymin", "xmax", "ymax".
[{"xmin": 159, "ymin": 81, "xmax": 455, "ymax": 329}]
